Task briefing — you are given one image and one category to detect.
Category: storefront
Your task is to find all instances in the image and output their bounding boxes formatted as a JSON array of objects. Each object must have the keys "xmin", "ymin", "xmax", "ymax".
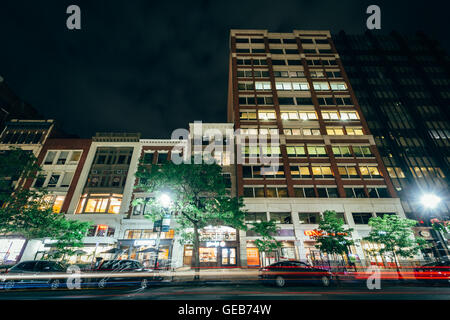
[
  {"xmin": 0, "ymin": 237, "xmax": 27, "ymax": 266},
  {"xmin": 302, "ymin": 230, "xmax": 361, "ymax": 267},
  {"xmin": 182, "ymin": 226, "xmax": 239, "ymax": 268},
  {"xmin": 37, "ymin": 238, "xmax": 118, "ymax": 266},
  {"xmin": 183, "ymin": 241, "xmax": 238, "ymax": 268},
  {"xmin": 117, "ymin": 238, "xmax": 173, "ymax": 268},
  {"xmin": 246, "ymin": 240, "xmax": 297, "ymax": 267}
]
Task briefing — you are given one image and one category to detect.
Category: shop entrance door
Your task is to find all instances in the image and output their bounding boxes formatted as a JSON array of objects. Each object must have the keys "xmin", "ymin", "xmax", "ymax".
[{"xmin": 221, "ymin": 248, "xmax": 236, "ymax": 266}]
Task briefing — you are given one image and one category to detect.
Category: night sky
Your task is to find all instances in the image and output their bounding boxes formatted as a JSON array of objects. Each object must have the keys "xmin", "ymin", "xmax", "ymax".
[{"xmin": 0, "ymin": 0, "xmax": 448, "ymax": 139}]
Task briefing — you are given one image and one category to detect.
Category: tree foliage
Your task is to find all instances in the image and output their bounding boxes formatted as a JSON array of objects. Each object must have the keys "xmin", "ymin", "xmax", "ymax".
[
  {"xmin": 250, "ymin": 220, "xmax": 281, "ymax": 265},
  {"xmin": 314, "ymin": 210, "xmax": 354, "ymax": 257},
  {"xmin": 0, "ymin": 147, "xmax": 90, "ymax": 258},
  {"xmin": 134, "ymin": 157, "xmax": 248, "ymax": 275},
  {"xmin": 364, "ymin": 214, "xmax": 426, "ymax": 266}
]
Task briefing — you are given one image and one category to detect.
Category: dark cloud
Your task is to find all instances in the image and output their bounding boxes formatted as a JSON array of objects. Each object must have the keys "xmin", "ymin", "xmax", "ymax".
[{"xmin": 0, "ymin": 0, "xmax": 448, "ymax": 138}]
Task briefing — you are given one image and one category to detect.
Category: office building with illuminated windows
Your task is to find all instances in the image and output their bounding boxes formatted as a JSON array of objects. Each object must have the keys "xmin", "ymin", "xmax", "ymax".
[
  {"xmin": 333, "ymin": 31, "xmax": 450, "ymax": 258},
  {"xmin": 227, "ymin": 29, "xmax": 421, "ymax": 266}
]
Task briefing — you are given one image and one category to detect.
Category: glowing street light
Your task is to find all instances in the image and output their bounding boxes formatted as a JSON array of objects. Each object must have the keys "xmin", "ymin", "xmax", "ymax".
[
  {"xmin": 420, "ymin": 193, "xmax": 441, "ymax": 209},
  {"xmin": 158, "ymin": 193, "xmax": 172, "ymax": 209}
]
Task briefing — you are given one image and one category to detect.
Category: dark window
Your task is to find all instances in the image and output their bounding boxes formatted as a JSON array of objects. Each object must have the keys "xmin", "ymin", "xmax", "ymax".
[
  {"xmin": 87, "ymin": 226, "xmax": 97, "ymax": 236},
  {"xmin": 283, "ymin": 38, "xmax": 297, "ymax": 44},
  {"xmin": 278, "ymin": 97, "xmax": 295, "ymax": 105},
  {"xmin": 245, "ymin": 212, "xmax": 267, "ymax": 223},
  {"xmin": 268, "ymin": 38, "xmax": 281, "ymax": 43},
  {"xmin": 294, "ymin": 188, "xmax": 305, "ymax": 197},
  {"xmin": 157, "ymin": 153, "xmax": 168, "ymax": 163},
  {"xmin": 304, "ymin": 187, "xmax": 316, "ymax": 197},
  {"xmin": 243, "ymin": 188, "xmax": 254, "ymax": 197},
  {"xmin": 317, "ymin": 188, "xmax": 328, "ymax": 198},
  {"xmin": 327, "ymin": 188, "xmax": 339, "ymax": 198},
  {"xmin": 377, "ymin": 188, "xmax": 390, "ymax": 198},
  {"xmin": 296, "ymin": 97, "xmax": 313, "ymax": 105},
  {"xmin": 345, "ymin": 188, "xmax": 355, "ymax": 198},
  {"xmin": 34, "ymin": 175, "xmax": 46, "ymax": 188},
  {"xmin": 367, "ymin": 188, "xmax": 378, "ymax": 198},
  {"xmin": 243, "ymin": 166, "xmax": 252, "ymax": 178},
  {"xmin": 251, "ymin": 38, "xmax": 264, "ymax": 43},
  {"xmin": 354, "ymin": 188, "xmax": 367, "ymax": 198},
  {"xmin": 272, "ymin": 59, "xmax": 286, "ymax": 65},
  {"xmin": 287, "ymin": 60, "xmax": 302, "ymax": 65},
  {"xmin": 96, "ymin": 155, "xmax": 106, "ymax": 164},
  {"xmin": 143, "ymin": 153, "xmax": 154, "ymax": 164},
  {"xmin": 252, "ymin": 48, "xmax": 266, "ymax": 54},
  {"xmin": 285, "ymin": 49, "xmax": 299, "ymax": 54},
  {"xmin": 235, "ymin": 38, "xmax": 249, "ymax": 43},
  {"xmin": 298, "ymin": 213, "xmax": 320, "ymax": 224},
  {"xmin": 270, "ymin": 49, "xmax": 283, "ymax": 54},
  {"xmin": 352, "ymin": 212, "xmax": 373, "ymax": 224},
  {"xmin": 117, "ymin": 155, "xmax": 127, "ymax": 164},
  {"xmin": 270, "ymin": 212, "xmax": 292, "ymax": 224}
]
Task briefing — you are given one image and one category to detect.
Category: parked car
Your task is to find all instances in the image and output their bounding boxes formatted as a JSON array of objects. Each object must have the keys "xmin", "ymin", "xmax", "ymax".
[
  {"xmin": 414, "ymin": 260, "xmax": 450, "ymax": 285},
  {"xmin": 259, "ymin": 260, "xmax": 334, "ymax": 287},
  {"xmin": 0, "ymin": 260, "xmax": 68, "ymax": 290},
  {"xmin": 90, "ymin": 259, "xmax": 163, "ymax": 289}
]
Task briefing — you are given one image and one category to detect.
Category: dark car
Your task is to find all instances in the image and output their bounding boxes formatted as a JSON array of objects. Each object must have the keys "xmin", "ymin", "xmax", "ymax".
[
  {"xmin": 90, "ymin": 259, "xmax": 163, "ymax": 289},
  {"xmin": 0, "ymin": 260, "xmax": 67, "ymax": 290},
  {"xmin": 414, "ymin": 260, "xmax": 450, "ymax": 285},
  {"xmin": 259, "ymin": 261, "xmax": 334, "ymax": 287}
]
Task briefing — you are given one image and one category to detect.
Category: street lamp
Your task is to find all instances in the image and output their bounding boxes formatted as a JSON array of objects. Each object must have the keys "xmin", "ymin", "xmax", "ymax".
[
  {"xmin": 153, "ymin": 193, "xmax": 172, "ymax": 270},
  {"xmin": 420, "ymin": 193, "xmax": 447, "ymax": 261},
  {"xmin": 420, "ymin": 193, "xmax": 441, "ymax": 209},
  {"xmin": 158, "ymin": 193, "xmax": 172, "ymax": 209}
]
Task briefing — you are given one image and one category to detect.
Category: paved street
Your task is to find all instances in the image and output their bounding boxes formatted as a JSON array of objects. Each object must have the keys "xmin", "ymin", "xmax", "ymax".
[{"xmin": 0, "ymin": 283, "xmax": 449, "ymax": 300}]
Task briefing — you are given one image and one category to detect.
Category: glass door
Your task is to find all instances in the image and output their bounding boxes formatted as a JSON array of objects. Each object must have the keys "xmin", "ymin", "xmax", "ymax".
[{"xmin": 221, "ymin": 248, "xmax": 236, "ymax": 266}]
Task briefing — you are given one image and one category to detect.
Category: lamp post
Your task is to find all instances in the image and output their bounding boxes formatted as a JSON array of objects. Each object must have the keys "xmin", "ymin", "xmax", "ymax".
[
  {"xmin": 420, "ymin": 193, "xmax": 447, "ymax": 260},
  {"xmin": 154, "ymin": 193, "xmax": 172, "ymax": 270}
]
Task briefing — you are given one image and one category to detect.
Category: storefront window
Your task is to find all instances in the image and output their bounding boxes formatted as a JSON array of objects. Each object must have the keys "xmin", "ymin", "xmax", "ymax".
[
  {"xmin": 246, "ymin": 247, "xmax": 260, "ymax": 266},
  {"xmin": 0, "ymin": 239, "xmax": 26, "ymax": 264},
  {"xmin": 199, "ymin": 247, "xmax": 217, "ymax": 263}
]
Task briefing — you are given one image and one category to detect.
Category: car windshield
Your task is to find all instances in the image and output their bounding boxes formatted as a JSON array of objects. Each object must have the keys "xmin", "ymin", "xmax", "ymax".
[{"xmin": 11, "ymin": 261, "xmax": 36, "ymax": 271}]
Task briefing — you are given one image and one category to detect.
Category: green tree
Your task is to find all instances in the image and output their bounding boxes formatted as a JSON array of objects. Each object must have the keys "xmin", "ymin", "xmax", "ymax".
[
  {"xmin": 314, "ymin": 210, "xmax": 354, "ymax": 269},
  {"xmin": 364, "ymin": 214, "xmax": 426, "ymax": 271},
  {"xmin": 0, "ymin": 147, "xmax": 90, "ymax": 260},
  {"xmin": 134, "ymin": 157, "xmax": 247, "ymax": 279},
  {"xmin": 249, "ymin": 220, "xmax": 281, "ymax": 267}
]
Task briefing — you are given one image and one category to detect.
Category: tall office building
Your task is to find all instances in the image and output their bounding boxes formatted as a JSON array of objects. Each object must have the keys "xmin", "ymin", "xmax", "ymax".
[
  {"xmin": 333, "ymin": 31, "xmax": 450, "ymax": 257},
  {"xmin": 227, "ymin": 30, "xmax": 412, "ymax": 266}
]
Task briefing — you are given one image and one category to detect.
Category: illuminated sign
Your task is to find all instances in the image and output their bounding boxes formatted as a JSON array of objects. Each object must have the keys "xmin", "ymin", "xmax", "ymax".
[
  {"xmin": 206, "ymin": 241, "xmax": 226, "ymax": 247},
  {"xmin": 304, "ymin": 230, "xmax": 348, "ymax": 237},
  {"xmin": 134, "ymin": 240, "xmax": 156, "ymax": 246},
  {"xmin": 304, "ymin": 230, "xmax": 322, "ymax": 237}
]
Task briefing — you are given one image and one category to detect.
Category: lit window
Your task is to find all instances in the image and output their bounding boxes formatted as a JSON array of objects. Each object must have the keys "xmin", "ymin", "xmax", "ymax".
[
  {"xmin": 346, "ymin": 127, "xmax": 364, "ymax": 135},
  {"xmin": 69, "ymin": 151, "xmax": 82, "ymax": 164},
  {"xmin": 330, "ymin": 82, "xmax": 347, "ymax": 90},
  {"xmin": 313, "ymin": 82, "xmax": 330, "ymax": 90}
]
